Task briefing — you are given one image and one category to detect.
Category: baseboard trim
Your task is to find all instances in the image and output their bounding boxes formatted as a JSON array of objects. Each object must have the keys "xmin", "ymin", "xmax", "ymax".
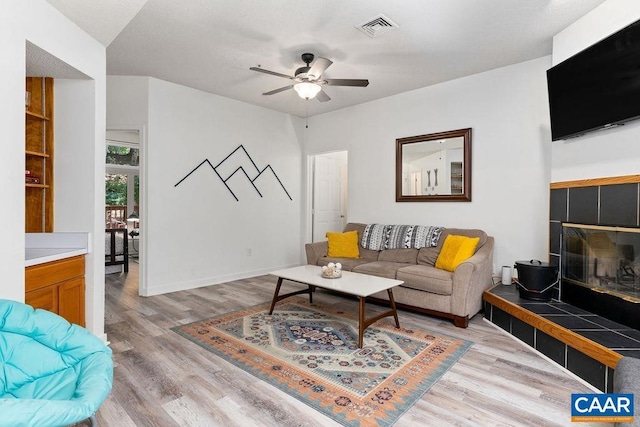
[{"xmin": 140, "ymin": 263, "xmax": 301, "ymax": 296}]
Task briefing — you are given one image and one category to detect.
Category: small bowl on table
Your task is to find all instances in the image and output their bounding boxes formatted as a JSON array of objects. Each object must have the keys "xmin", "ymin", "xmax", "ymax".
[{"xmin": 321, "ymin": 263, "xmax": 342, "ymax": 279}]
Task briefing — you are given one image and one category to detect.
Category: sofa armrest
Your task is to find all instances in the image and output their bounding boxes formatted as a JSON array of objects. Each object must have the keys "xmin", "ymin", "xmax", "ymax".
[
  {"xmin": 305, "ymin": 241, "xmax": 328, "ymax": 265},
  {"xmin": 450, "ymin": 236, "xmax": 495, "ymax": 317}
]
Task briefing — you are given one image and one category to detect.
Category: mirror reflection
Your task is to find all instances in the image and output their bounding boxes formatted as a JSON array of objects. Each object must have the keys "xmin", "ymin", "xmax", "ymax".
[{"xmin": 396, "ymin": 128, "xmax": 471, "ymax": 202}]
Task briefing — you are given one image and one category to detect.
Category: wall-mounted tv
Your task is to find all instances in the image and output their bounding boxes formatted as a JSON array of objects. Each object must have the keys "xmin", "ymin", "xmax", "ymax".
[{"xmin": 547, "ymin": 19, "xmax": 640, "ymax": 141}]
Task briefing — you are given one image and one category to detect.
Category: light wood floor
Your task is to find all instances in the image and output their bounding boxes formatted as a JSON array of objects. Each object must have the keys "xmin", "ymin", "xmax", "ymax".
[{"xmin": 99, "ymin": 263, "xmax": 608, "ymax": 427}]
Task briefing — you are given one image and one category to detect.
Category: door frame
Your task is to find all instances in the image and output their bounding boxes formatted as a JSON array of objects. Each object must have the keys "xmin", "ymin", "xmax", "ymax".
[
  {"xmin": 106, "ymin": 125, "xmax": 147, "ymax": 296},
  {"xmin": 306, "ymin": 150, "xmax": 349, "ymax": 243}
]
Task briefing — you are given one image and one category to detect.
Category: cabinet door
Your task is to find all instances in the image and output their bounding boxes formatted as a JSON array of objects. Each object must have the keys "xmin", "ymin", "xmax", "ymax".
[
  {"xmin": 25, "ymin": 256, "xmax": 84, "ymax": 291},
  {"xmin": 58, "ymin": 277, "xmax": 85, "ymax": 327},
  {"xmin": 25, "ymin": 285, "xmax": 59, "ymax": 314}
]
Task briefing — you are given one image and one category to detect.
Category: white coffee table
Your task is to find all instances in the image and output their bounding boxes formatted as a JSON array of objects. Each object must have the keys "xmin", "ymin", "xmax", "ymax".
[{"xmin": 269, "ymin": 265, "xmax": 403, "ymax": 348}]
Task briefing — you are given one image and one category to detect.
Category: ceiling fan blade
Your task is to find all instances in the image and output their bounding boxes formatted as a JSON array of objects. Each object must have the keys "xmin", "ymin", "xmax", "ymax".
[
  {"xmin": 250, "ymin": 67, "xmax": 294, "ymax": 80},
  {"xmin": 316, "ymin": 90, "xmax": 331, "ymax": 103},
  {"xmin": 308, "ymin": 57, "xmax": 333, "ymax": 79},
  {"xmin": 262, "ymin": 85, "xmax": 293, "ymax": 95},
  {"xmin": 324, "ymin": 79, "xmax": 369, "ymax": 87}
]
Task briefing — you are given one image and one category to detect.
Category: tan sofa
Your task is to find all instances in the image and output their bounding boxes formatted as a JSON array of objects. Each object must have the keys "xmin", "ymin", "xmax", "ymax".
[{"xmin": 305, "ymin": 223, "xmax": 494, "ymax": 327}]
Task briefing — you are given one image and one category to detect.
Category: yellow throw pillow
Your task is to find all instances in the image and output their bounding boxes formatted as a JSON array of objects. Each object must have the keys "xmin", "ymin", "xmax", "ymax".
[
  {"xmin": 435, "ymin": 235, "xmax": 480, "ymax": 272},
  {"xmin": 326, "ymin": 230, "xmax": 360, "ymax": 258}
]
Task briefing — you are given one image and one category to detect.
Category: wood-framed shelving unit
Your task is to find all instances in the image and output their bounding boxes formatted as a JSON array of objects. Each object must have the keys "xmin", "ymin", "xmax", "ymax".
[{"xmin": 25, "ymin": 77, "xmax": 54, "ymax": 232}]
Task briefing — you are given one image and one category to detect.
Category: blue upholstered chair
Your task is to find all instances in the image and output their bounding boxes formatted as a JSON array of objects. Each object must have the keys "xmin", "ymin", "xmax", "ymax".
[{"xmin": 0, "ymin": 299, "xmax": 113, "ymax": 427}]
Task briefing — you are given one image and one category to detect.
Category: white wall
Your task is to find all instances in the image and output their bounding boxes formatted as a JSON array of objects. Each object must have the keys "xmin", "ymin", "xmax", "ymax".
[
  {"xmin": 304, "ymin": 57, "xmax": 554, "ymax": 272},
  {"xmin": 0, "ymin": 1, "xmax": 106, "ymax": 337},
  {"xmin": 108, "ymin": 77, "xmax": 303, "ymax": 296},
  {"xmin": 107, "ymin": 76, "xmax": 150, "ymax": 126},
  {"xmin": 0, "ymin": 2, "xmax": 27, "ymax": 302},
  {"xmin": 551, "ymin": 0, "xmax": 640, "ymax": 182}
]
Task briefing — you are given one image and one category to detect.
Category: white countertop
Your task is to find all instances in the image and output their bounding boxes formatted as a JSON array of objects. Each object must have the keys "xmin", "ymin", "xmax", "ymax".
[
  {"xmin": 25, "ymin": 232, "xmax": 89, "ymax": 267},
  {"xmin": 25, "ymin": 248, "xmax": 88, "ymax": 267}
]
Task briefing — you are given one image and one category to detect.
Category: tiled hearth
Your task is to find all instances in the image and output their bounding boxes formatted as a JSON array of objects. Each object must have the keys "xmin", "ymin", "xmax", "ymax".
[{"xmin": 484, "ymin": 285, "xmax": 640, "ymax": 392}]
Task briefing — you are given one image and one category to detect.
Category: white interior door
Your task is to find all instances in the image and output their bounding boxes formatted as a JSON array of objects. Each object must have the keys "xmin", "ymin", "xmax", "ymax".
[
  {"xmin": 313, "ymin": 153, "xmax": 346, "ymax": 241},
  {"xmin": 410, "ymin": 171, "xmax": 422, "ymax": 195}
]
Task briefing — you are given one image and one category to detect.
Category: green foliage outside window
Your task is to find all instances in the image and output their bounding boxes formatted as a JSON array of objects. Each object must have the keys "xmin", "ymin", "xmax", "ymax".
[
  {"xmin": 134, "ymin": 175, "xmax": 139, "ymax": 205},
  {"xmin": 105, "ymin": 174, "xmax": 139, "ymax": 206},
  {"xmin": 105, "ymin": 144, "xmax": 139, "ymax": 207},
  {"xmin": 106, "ymin": 174, "xmax": 127, "ymax": 205},
  {"xmin": 106, "ymin": 145, "xmax": 139, "ymax": 166}
]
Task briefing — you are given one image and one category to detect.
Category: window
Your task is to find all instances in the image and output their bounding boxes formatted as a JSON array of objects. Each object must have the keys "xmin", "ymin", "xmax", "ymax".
[
  {"xmin": 106, "ymin": 144, "xmax": 139, "ymax": 167},
  {"xmin": 105, "ymin": 133, "xmax": 140, "ymax": 229}
]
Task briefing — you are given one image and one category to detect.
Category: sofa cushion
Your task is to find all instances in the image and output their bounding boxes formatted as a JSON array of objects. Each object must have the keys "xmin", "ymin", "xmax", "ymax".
[
  {"xmin": 353, "ymin": 261, "xmax": 409, "ymax": 280},
  {"xmin": 344, "ymin": 223, "xmax": 379, "ymax": 261},
  {"xmin": 326, "ymin": 231, "xmax": 359, "ymax": 258},
  {"xmin": 317, "ymin": 257, "xmax": 371, "ymax": 271},
  {"xmin": 378, "ymin": 248, "xmax": 418, "ymax": 264},
  {"xmin": 396, "ymin": 265, "xmax": 453, "ymax": 295},
  {"xmin": 435, "ymin": 235, "xmax": 480, "ymax": 272},
  {"xmin": 418, "ymin": 228, "xmax": 487, "ymax": 266}
]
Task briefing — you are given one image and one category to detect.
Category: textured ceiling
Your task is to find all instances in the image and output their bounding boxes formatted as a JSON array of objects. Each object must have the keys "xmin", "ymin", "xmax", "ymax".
[
  {"xmin": 45, "ymin": 0, "xmax": 607, "ymax": 118},
  {"xmin": 45, "ymin": 0, "xmax": 148, "ymax": 46},
  {"xmin": 26, "ymin": 41, "xmax": 89, "ymax": 79}
]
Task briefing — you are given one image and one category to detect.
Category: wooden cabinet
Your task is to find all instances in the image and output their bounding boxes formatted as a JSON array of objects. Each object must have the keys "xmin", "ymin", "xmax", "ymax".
[
  {"xmin": 25, "ymin": 77, "xmax": 54, "ymax": 232},
  {"xmin": 25, "ymin": 255, "xmax": 85, "ymax": 326}
]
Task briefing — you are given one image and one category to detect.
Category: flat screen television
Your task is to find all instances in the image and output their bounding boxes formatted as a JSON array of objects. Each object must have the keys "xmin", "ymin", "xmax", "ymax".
[{"xmin": 547, "ymin": 19, "xmax": 640, "ymax": 141}]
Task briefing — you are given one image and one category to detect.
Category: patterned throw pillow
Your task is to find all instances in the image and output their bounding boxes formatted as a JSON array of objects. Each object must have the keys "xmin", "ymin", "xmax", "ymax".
[
  {"xmin": 326, "ymin": 231, "xmax": 360, "ymax": 258},
  {"xmin": 361, "ymin": 224, "xmax": 444, "ymax": 250},
  {"xmin": 360, "ymin": 224, "xmax": 386, "ymax": 251},
  {"xmin": 435, "ymin": 235, "xmax": 480, "ymax": 272}
]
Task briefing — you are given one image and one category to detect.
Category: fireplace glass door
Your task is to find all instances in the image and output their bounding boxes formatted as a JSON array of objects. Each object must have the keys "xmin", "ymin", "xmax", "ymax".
[{"xmin": 562, "ymin": 223, "xmax": 640, "ymax": 301}]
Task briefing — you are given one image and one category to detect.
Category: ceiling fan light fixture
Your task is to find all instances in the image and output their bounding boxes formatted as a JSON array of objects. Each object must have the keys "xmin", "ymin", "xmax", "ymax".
[{"xmin": 294, "ymin": 82, "xmax": 321, "ymax": 99}]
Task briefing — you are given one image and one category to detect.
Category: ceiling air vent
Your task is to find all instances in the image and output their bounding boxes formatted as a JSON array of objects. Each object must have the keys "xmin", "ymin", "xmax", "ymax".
[{"xmin": 356, "ymin": 14, "xmax": 399, "ymax": 38}]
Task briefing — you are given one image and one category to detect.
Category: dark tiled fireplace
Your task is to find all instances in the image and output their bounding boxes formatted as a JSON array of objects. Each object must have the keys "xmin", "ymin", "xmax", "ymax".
[
  {"xmin": 484, "ymin": 176, "xmax": 640, "ymax": 392},
  {"xmin": 549, "ymin": 178, "xmax": 640, "ymax": 330}
]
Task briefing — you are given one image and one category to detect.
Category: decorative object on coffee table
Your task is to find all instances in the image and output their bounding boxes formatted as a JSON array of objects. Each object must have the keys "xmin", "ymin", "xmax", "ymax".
[
  {"xmin": 321, "ymin": 262, "xmax": 342, "ymax": 278},
  {"xmin": 173, "ymin": 298, "xmax": 472, "ymax": 427}
]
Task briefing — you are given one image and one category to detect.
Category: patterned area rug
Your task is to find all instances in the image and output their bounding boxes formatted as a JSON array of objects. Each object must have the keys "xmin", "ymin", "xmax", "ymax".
[{"xmin": 172, "ymin": 298, "xmax": 472, "ymax": 426}]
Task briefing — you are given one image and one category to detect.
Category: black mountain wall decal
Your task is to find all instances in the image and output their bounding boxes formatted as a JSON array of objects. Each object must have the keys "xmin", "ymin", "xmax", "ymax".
[{"xmin": 175, "ymin": 145, "xmax": 292, "ymax": 201}]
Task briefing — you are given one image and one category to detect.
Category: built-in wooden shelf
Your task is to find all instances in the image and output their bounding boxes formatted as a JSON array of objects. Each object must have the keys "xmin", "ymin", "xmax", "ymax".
[
  {"xmin": 25, "ymin": 150, "xmax": 50, "ymax": 158},
  {"xmin": 25, "ymin": 77, "xmax": 54, "ymax": 233},
  {"xmin": 25, "ymin": 110, "xmax": 50, "ymax": 121}
]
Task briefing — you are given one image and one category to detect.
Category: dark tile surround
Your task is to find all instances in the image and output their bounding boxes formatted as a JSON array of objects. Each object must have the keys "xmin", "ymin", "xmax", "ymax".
[
  {"xmin": 484, "ymin": 285, "xmax": 640, "ymax": 391},
  {"xmin": 549, "ymin": 182, "xmax": 640, "ymax": 326}
]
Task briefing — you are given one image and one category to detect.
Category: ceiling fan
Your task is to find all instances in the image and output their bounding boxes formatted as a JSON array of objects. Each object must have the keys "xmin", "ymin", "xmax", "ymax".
[{"xmin": 250, "ymin": 53, "xmax": 369, "ymax": 102}]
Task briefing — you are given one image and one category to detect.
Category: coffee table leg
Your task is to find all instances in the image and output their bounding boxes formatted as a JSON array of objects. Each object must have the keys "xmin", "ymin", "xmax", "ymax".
[
  {"xmin": 358, "ymin": 297, "xmax": 365, "ymax": 348},
  {"xmin": 387, "ymin": 289, "xmax": 400, "ymax": 329},
  {"xmin": 269, "ymin": 277, "xmax": 284, "ymax": 315},
  {"xmin": 269, "ymin": 279, "xmax": 316, "ymax": 314}
]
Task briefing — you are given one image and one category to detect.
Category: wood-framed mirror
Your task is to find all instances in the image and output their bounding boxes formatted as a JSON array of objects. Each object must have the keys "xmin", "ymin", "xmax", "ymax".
[{"xmin": 396, "ymin": 128, "xmax": 471, "ymax": 202}]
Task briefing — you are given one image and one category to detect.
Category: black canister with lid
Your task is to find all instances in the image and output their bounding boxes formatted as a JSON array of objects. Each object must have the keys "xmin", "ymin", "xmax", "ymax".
[{"xmin": 514, "ymin": 260, "xmax": 558, "ymax": 301}]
